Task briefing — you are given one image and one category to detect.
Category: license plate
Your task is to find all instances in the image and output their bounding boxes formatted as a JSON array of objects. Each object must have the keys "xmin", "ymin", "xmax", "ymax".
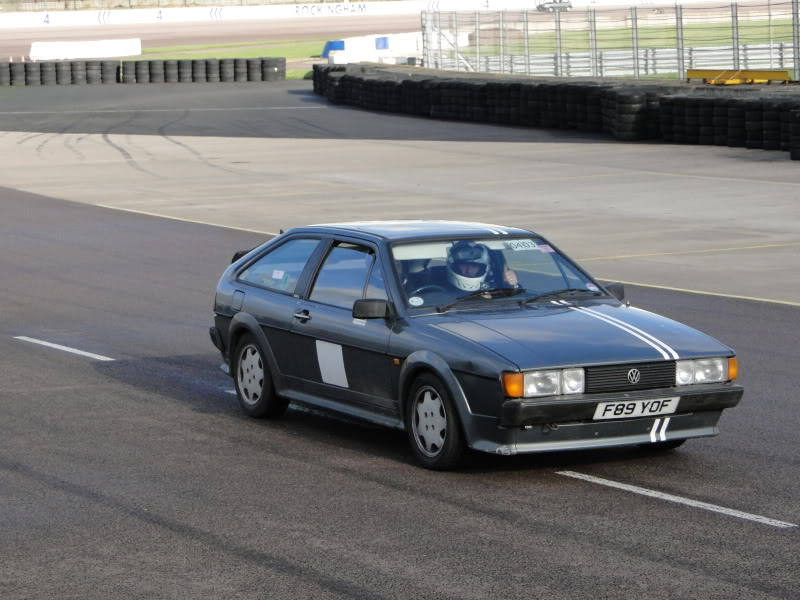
[{"xmin": 593, "ymin": 397, "xmax": 679, "ymax": 420}]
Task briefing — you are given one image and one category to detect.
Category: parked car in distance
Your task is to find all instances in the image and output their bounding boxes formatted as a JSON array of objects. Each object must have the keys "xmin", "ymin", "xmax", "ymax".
[{"xmin": 210, "ymin": 221, "xmax": 743, "ymax": 470}]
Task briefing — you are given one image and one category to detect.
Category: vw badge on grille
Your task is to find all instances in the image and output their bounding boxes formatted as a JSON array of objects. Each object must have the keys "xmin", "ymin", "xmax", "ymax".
[{"xmin": 627, "ymin": 369, "xmax": 641, "ymax": 384}]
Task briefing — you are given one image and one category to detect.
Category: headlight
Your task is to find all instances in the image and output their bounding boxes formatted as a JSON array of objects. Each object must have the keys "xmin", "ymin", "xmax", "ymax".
[
  {"xmin": 561, "ymin": 368, "xmax": 585, "ymax": 394},
  {"xmin": 502, "ymin": 368, "xmax": 585, "ymax": 398},
  {"xmin": 675, "ymin": 358, "xmax": 729, "ymax": 385},
  {"xmin": 524, "ymin": 370, "xmax": 561, "ymax": 396}
]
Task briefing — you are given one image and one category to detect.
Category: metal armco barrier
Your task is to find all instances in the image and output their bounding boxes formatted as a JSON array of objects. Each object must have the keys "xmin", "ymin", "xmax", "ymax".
[
  {"xmin": 423, "ymin": 1, "xmax": 800, "ymax": 80},
  {"xmin": 313, "ymin": 63, "xmax": 800, "ymax": 160},
  {"xmin": 0, "ymin": 57, "xmax": 286, "ymax": 85}
]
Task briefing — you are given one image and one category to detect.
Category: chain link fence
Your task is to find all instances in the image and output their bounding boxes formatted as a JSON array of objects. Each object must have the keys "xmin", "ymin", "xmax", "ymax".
[{"xmin": 422, "ymin": 1, "xmax": 800, "ymax": 79}]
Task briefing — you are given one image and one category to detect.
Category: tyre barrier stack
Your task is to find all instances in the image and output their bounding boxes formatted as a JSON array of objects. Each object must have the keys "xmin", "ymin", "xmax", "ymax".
[
  {"xmin": 192, "ymin": 59, "xmax": 207, "ymax": 83},
  {"xmin": 0, "ymin": 58, "xmax": 287, "ymax": 87},
  {"xmin": 791, "ymin": 110, "xmax": 800, "ymax": 160},
  {"xmin": 86, "ymin": 61, "xmax": 103, "ymax": 85},
  {"xmin": 206, "ymin": 59, "xmax": 220, "ymax": 83},
  {"xmin": 314, "ymin": 64, "xmax": 800, "ymax": 161}
]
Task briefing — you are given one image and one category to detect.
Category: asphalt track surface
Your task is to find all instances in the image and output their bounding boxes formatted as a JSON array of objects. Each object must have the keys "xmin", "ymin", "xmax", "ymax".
[
  {"xmin": 1, "ymin": 83, "xmax": 799, "ymax": 598},
  {"xmin": 0, "ymin": 81, "xmax": 798, "ymax": 303}
]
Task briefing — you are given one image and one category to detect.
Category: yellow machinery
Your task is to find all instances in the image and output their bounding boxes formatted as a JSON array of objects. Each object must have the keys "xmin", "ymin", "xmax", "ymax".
[{"xmin": 686, "ymin": 69, "xmax": 794, "ymax": 85}]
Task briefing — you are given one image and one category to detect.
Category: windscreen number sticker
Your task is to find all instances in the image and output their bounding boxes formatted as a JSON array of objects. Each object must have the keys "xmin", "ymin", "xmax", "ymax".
[{"xmin": 504, "ymin": 240, "xmax": 538, "ymax": 252}]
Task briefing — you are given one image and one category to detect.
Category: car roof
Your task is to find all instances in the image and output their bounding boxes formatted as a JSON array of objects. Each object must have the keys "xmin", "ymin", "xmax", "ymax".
[{"xmin": 296, "ymin": 220, "xmax": 535, "ymax": 241}]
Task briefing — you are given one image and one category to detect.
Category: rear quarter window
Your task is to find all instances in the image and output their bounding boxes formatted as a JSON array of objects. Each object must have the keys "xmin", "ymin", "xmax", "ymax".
[{"xmin": 238, "ymin": 238, "xmax": 319, "ymax": 293}]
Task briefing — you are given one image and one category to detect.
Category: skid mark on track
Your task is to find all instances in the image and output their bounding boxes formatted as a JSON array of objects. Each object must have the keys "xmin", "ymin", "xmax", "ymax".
[
  {"xmin": 289, "ymin": 115, "xmax": 345, "ymax": 139},
  {"xmin": 100, "ymin": 113, "xmax": 160, "ymax": 178},
  {"xmin": 17, "ymin": 130, "xmax": 51, "ymax": 145},
  {"xmin": 157, "ymin": 110, "xmax": 251, "ymax": 176},
  {"xmin": 35, "ymin": 115, "xmax": 90, "ymax": 160}
]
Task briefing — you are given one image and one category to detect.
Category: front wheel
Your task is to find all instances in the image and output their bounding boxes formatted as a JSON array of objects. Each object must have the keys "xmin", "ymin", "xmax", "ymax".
[
  {"xmin": 406, "ymin": 374, "xmax": 465, "ymax": 471},
  {"xmin": 233, "ymin": 334, "xmax": 288, "ymax": 419}
]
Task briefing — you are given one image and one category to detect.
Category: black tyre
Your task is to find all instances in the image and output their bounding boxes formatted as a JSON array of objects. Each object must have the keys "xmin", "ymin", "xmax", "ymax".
[
  {"xmin": 233, "ymin": 334, "xmax": 288, "ymax": 419},
  {"xmin": 205, "ymin": 58, "xmax": 220, "ymax": 82},
  {"xmin": 0, "ymin": 62, "xmax": 9, "ymax": 86},
  {"xmin": 247, "ymin": 58, "xmax": 262, "ymax": 82},
  {"xmin": 220, "ymin": 58, "xmax": 235, "ymax": 82},
  {"xmin": 149, "ymin": 59, "xmax": 165, "ymax": 83},
  {"xmin": 71, "ymin": 60, "xmax": 87, "ymax": 85},
  {"xmin": 40, "ymin": 62, "xmax": 56, "ymax": 85},
  {"xmin": 406, "ymin": 373, "xmax": 465, "ymax": 471},
  {"xmin": 134, "ymin": 61, "xmax": 150, "ymax": 84},
  {"xmin": 262, "ymin": 57, "xmax": 281, "ymax": 81},
  {"xmin": 164, "ymin": 59, "xmax": 179, "ymax": 83},
  {"xmin": 25, "ymin": 62, "xmax": 41, "ymax": 86},
  {"xmin": 86, "ymin": 60, "xmax": 102, "ymax": 84},
  {"xmin": 234, "ymin": 58, "xmax": 248, "ymax": 82},
  {"xmin": 192, "ymin": 59, "xmax": 207, "ymax": 83},
  {"xmin": 56, "ymin": 61, "xmax": 72, "ymax": 84},
  {"xmin": 11, "ymin": 62, "xmax": 25, "ymax": 86},
  {"xmin": 101, "ymin": 60, "xmax": 117, "ymax": 83},
  {"xmin": 178, "ymin": 59, "xmax": 193, "ymax": 83},
  {"xmin": 120, "ymin": 61, "xmax": 135, "ymax": 83}
]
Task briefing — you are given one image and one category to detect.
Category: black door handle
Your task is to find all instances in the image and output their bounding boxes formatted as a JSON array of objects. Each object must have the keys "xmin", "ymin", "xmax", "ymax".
[{"xmin": 293, "ymin": 310, "xmax": 311, "ymax": 322}]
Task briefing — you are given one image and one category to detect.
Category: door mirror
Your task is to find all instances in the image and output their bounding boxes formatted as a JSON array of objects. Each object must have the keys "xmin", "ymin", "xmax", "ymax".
[
  {"xmin": 605, "ymin": 282, "xmax": 625, "ymax": 301},
  {"xmin": 353, "ymin": 299, "xmax": 393, "ymax": 319}
]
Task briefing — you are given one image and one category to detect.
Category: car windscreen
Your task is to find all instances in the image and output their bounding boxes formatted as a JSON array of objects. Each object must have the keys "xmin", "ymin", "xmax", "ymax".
[{"xmin": 391, "ymin": 238, "xmax": 601, "ymax": 310}]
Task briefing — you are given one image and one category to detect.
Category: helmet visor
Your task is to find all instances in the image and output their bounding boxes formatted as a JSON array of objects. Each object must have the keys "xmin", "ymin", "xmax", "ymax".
[{"xmin": 454, "ymin": 261, "xmax": 487, "ymax": 278}]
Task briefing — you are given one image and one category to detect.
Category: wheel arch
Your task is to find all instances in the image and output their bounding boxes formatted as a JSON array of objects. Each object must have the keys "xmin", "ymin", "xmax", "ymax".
[
  {"xmin": 398, "ymin": 351, "xmax": 478, "ymax": 446},
  {"xmin": 228, "ymin": 312, "xmax": 286, "ymax": 392}
]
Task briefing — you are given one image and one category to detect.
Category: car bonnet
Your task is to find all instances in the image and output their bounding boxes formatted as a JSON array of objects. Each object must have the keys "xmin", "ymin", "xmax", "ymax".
[{"xmin": 432, "ymin": 302, "xmax": 733, "ymax": 370}]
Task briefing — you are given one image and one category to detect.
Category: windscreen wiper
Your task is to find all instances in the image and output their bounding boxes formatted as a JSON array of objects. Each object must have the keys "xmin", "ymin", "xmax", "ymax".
[
  {"xmin": 436, "ymin": 287, "xmax": 526, "ymax": 313},
  {"xmin": 520, "ymin": 288, "xmax": 604, "ymax": 306}
]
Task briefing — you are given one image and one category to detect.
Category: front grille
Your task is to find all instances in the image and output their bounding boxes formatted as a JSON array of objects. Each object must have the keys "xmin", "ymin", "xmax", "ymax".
[{"xmin": 584, "ymin": 361, "xmax": 675, "ymax": 394}]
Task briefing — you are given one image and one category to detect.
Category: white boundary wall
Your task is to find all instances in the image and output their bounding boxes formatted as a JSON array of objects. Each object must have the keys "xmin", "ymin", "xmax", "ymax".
[
  {"xmin": 29, "ymin": 38, "xmax": 142, "ymax": 59},
  {"xmin": 0, "ymin": 0, "xmax": 735, "ymax": 30}
]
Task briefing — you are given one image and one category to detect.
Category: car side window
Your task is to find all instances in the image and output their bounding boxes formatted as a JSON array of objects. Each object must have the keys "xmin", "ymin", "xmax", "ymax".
[
  {"xmin": 365, "ymin": 261, "xmax": 388, "ymax": 301},
  {"xmin": 310, "ymin": 243, "xmax": 375, "ymax": 309},
  {"xmin": 238, "ymin": 238, "xmax": 319, "ymax": 294}
]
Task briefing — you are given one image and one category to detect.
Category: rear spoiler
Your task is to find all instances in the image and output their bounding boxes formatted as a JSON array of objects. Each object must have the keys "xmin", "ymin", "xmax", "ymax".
[{"xmin": 231, "ymin": 248, "xmax": 256, "ymax": 264}]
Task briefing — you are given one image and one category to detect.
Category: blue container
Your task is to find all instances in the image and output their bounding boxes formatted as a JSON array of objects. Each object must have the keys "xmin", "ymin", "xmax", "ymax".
[{"xmin": 321, "ymin": 40, "xmax": 345, "ymax": 59}]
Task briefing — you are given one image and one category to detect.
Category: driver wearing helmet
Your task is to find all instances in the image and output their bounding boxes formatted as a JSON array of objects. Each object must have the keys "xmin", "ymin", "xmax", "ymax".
[{"xmin": 446, "ymin": 241, "xmax": 518, "ymax": 292}]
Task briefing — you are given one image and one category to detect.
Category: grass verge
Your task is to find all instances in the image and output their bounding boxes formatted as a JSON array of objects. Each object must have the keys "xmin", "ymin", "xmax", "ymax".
[{"xmin": 139, "ymin": 40, "xmax": 324, "ymax": 61}]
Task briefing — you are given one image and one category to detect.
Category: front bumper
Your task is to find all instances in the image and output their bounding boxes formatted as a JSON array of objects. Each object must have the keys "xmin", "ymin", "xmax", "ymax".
[{"xmin": 500, "ymin": 383, "xmax": 743, "ymax": 428}]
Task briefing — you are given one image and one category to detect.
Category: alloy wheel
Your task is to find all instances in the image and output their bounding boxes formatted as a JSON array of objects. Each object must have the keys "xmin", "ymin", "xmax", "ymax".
[
  {"xmin": 412, "ymin": 386, "xmax": 448, "ymax": 457},
  {"xmin": 237, "ymin": 344, "xmax": 264, "ymax": 407}
]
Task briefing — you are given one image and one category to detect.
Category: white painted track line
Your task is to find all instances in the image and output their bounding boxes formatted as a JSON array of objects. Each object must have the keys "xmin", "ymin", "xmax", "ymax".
[
  {"xmin": 14, "ymin": 336, "xmax": 115, "ymax": 362},
  {"xmin": 96, "ymin": 205, "xmax": 280, "ymax": 237},
  {"xmin": 557, "ymin": 471, "xmax": 797, "ymax": 529}
]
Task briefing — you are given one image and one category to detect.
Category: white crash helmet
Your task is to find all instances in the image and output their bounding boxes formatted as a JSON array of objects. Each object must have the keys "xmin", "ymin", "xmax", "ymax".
[{"xmin": 447, "ymin": 241, "xmax": 490, "ymax": 291}]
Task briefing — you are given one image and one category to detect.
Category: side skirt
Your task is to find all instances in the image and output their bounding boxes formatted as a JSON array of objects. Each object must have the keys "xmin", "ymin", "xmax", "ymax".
[{"xmin": 281, "ymin": 389, "xmax": 404, "ymax": 431}]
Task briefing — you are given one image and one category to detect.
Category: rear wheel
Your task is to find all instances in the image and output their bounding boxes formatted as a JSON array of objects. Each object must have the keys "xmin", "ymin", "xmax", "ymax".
[
  {"xmin": 406, "ymin": 374, "xmax": 465, "ymax": 470},
  {"xmin": 233, "ymin": 334, "xmax": 288, "ymax": 418}
]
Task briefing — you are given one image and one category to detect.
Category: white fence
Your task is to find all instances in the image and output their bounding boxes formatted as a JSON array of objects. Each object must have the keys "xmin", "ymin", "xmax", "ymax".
[{"xmin": 422, "ymin": 1, "xmax": 800, "ymax": 79}]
